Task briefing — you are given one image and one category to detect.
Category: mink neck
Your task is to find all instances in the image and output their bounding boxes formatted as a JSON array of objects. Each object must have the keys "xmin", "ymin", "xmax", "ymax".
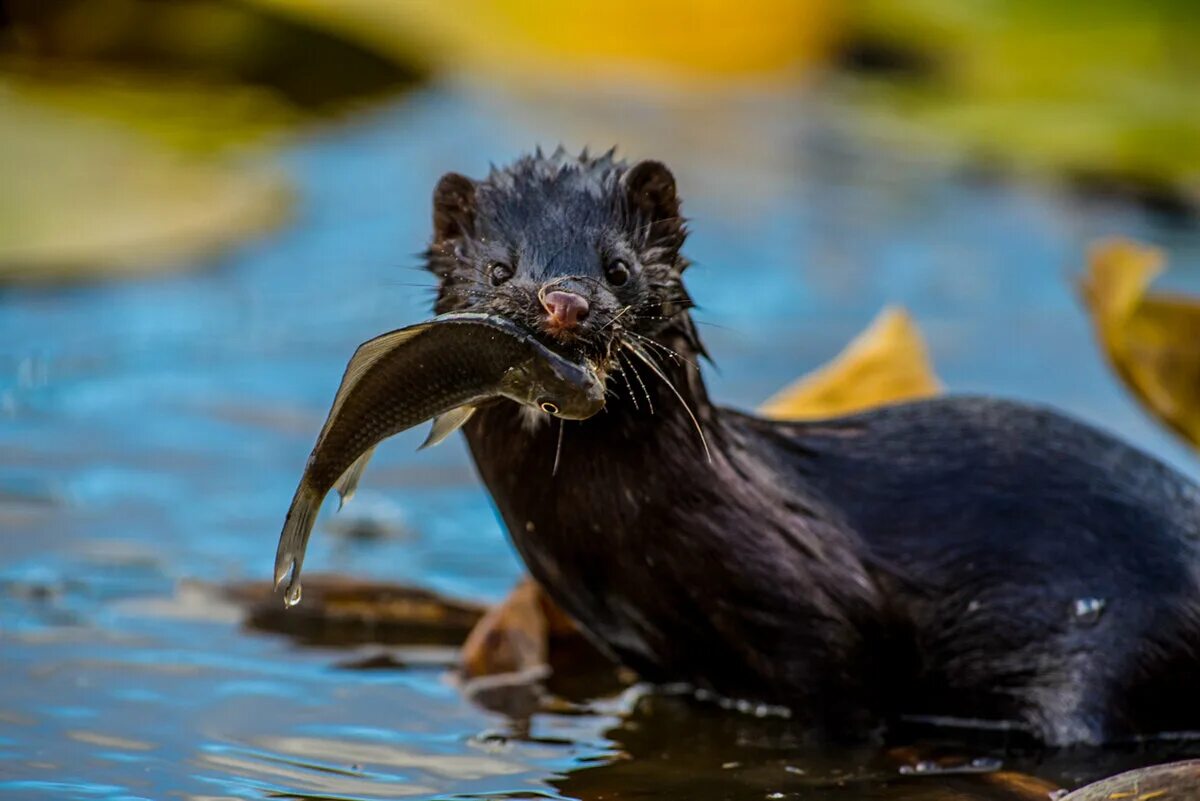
[{"xmin": 461, "ymin": 321, "xmax": 720, "ymax": 507}]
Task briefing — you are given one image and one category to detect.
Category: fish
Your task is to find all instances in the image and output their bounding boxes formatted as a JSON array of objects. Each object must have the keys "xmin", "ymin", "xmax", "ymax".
[{"xmin": 273, "ymin": 312, "xmax": 606, "ymax": 607}]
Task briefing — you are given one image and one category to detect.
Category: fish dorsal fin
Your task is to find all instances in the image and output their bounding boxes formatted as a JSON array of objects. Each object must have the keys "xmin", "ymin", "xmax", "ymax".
[
  {"xmin": 333, "ymin": 446, "xmax": 376, "ymax": 510},
  {"xmin": 419, "ymin": 405, "xmax": 476, "ymax": 450},
  {"xmin": 324, "ymin": 325, "xmax": 430, "ymax": 430}
]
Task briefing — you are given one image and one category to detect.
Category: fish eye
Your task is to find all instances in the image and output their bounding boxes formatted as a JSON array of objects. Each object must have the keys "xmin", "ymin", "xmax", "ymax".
[
  {"xmin": 539, "ymin": 399, "xmax": 560, "ymax": 414},
  {"xmin": 605, "ymin": 258, "xmax": 631, "ymax": 287},
  {"xmin": 489, "ymin": 261, "xmax": 514, "ymax": 286}
]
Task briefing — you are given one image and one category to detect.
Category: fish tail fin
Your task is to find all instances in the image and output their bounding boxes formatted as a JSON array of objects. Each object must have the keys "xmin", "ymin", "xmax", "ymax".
[{"xmin": 274, "ymin": 483, "xmax": 322, "ymax": 607}]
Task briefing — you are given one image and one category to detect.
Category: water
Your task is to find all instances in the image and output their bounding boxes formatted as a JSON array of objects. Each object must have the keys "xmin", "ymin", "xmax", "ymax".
[{"xmin": 2, "ymin": 83, "xmax": 1199, "ymax": 800}]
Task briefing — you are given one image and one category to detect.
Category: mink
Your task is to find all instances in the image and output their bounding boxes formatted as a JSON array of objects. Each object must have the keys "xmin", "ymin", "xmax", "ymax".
[{"xmin": 424, "ymin": 147, "xmax": 1200, "ymax": 745}]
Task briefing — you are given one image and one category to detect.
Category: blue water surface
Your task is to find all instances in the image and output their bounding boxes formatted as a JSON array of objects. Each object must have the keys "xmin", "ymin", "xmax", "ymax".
[{"xmin": 1, "ymin": 84, "xmax": 1198, "ymax": 800}]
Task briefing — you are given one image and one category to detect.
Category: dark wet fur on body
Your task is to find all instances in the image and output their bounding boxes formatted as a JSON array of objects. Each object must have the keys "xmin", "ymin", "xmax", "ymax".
[{"xmin": 426, "ymin": 148, "xmax": 1200, "ymax": 745}]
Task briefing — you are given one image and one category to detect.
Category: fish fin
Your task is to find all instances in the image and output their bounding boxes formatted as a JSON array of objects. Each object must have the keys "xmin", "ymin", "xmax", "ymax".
[
  {"xmin": 326, "ymin": 325, "xmax": 429, "ymax": 425},
  {"xmin": 420, "ymin": 405, "xmax": 476, "ymax": 450},
  {"xmin": 333, "ymin": 446, "xmax": 375, "ymax": 510},
  {"xmin": 273, "ymin": 483, "xmax": 324, "ymax": 608}
]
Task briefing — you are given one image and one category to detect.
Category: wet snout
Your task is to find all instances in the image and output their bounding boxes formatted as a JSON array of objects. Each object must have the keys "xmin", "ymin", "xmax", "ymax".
[{"xmin": 540, "ymin": 289, "xmax": 589, "ymax": 331}]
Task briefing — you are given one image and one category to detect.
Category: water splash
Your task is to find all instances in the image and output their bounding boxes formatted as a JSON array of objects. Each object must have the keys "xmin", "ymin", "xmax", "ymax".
[{"xmin": 284, "ymin": 580, "xmax": 303, "ymax": 608}]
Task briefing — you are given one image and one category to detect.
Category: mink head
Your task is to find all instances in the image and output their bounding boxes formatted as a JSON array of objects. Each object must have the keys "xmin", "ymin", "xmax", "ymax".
[{"xmin": 424, "ymin": 148, "xmax": 700, "ymax": 365}]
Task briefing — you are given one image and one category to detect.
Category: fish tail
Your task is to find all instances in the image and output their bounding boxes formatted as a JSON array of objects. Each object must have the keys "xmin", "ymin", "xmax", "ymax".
[{"xmin": 274, "ymin": 482, "xmax": 322, "ymax": 607}]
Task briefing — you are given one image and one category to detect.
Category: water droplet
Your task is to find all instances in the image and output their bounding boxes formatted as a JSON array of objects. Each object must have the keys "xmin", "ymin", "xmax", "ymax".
[
  {"xmin": 284, "ymin": 582, "xmax": 303, "ymax": 607},
  {"xmin": 1072, "ymin": 597, "xmax": 1106, "ymax": 624}
]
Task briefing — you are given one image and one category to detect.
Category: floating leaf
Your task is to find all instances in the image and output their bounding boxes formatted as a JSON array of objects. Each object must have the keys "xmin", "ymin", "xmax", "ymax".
[
  {"xmin": 1080, "ymin": 238, "xmax": 1200, "ymax": 449},
  {"xmin": 229, "ymin": 574, "xmax": 484, "ymax": 647},
  {"xmin": 0, "ymin": 88, "xmax": 289, "ymax": 283},
  {"xmin": 5, "ymin": 71, "xmax": 301, "ymax": 155},
  {"xmin": 759, "ymin": 306, "xmax": 942, "ymax": 420}
]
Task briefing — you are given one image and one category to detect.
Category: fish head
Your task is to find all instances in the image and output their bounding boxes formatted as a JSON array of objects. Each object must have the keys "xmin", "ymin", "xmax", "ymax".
[
  {"xmin": 424, "ymin": 150, "xmax": 704, "ymax": 380},
  {"xmin": 500, "ymin": 353, "xmax": 607, "ymax": 421}
]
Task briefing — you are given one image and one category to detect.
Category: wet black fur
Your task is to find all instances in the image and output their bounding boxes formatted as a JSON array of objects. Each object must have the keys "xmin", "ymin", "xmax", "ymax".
[{"xmin": 425, "ymin": 148, "xmax": 1200, "ymax": 746}]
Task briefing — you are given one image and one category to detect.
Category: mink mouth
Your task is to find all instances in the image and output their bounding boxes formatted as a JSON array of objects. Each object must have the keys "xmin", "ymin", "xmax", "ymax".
[
  {"xmin": 480, "ymin": 309, "xmax": 618, "ymax": 369},
  {"xmin": 532, "ymin": 328, "xmax": 617, "ymax": 374}
]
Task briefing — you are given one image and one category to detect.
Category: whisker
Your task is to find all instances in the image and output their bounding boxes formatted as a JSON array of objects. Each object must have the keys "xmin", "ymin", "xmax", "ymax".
[
  {"xmin": 614, "ymin": 361, "xmax": 640, "ymax": 411},
  {"xmin": 382, "ymin": 280, "xmax": 439, "ymax": 289},
  {"xmin": 623, "ymin": 330, "xmax": 698, "ymax": 369},
  {"xmin": 622, "ymin": 340, "xmax": 711, "ymax": 463},
  {"xmin": 618, "ymin": 349, "xmax": 654, "ymax": 414},
  {"xmin": 601, "ymin": 305, "xmax": 633, "ymax": 331},
  {"xmin": 553, "ymin": 418, "xmax": 565, "ymax": 476}
]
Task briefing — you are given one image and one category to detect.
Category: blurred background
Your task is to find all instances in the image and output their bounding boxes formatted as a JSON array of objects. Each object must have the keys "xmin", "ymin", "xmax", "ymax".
[{"xmin": 2, "ymin": 1, "xmax": 1200, "ymax": 799}]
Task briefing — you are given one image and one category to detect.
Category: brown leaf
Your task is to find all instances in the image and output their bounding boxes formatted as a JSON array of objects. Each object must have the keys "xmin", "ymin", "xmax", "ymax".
[
  {"xmin": 759, "ymin": 306, "xmax": 942, "ymax": 420},
  {"xmin": 459, "ymin": 577, "xmax": 550, "ymax": 679},
  {"xmin": 229, "ymin": 574, "xmax": 484, "ymax": 647},
  {"xmin": 1081, "ymin": 238, "xmax": 1200, "ymax": 449}
]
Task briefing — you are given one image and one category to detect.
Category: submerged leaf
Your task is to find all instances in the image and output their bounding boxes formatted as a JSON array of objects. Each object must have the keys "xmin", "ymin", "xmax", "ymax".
[
  {"xmin": 1080, "ymin": 239, "xmax": 1200, "ymax": 449},
  {"xmin": 759, "ymin": 306, "xmax": 942, "ymax": 420}
]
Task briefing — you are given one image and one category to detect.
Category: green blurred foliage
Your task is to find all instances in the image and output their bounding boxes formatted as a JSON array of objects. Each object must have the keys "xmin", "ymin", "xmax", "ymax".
[
  {"xmin": 0, "ymin": 85, "xmax": 289, "ymax": 282},
  {"xmin": 0, "ymin": 0, "xmax": 422, "ymax": 281},
  {"xmin": 2, "ymin": 0, "xmax": 418, "ymax": 108},
  {"xmin": 0, "ymin": 0, "xmax": 1196, "ymax": 284},
  {"xmin": 847, "ymin": 0, "xmax": 1200, "ymax": 207}
]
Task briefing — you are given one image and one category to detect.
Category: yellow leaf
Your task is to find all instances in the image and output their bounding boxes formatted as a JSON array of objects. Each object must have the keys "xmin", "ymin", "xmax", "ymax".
[
  {"xmin": 1080, "ymin": 239, "xmax": 1200, "ymax": 450},
  {"xmin": 759, "ymin": 306, "xmax": 942, "ymax": 420},
  {"xmin": 247, "ymin": 0, "xmax": 840, "ymax": 83}
]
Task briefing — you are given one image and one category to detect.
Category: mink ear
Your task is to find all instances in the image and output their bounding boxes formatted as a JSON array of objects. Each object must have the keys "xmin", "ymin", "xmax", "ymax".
[
  {"xmin": 623, "ymin": 160, "xmax": 683, "ymax": 247},
  {"xmin": 432, "ymin": 172, "xmax": 476, "ymax": 242}
]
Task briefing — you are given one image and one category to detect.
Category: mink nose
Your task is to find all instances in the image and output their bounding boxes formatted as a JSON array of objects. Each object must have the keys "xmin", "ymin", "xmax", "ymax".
[{"xmin": 541, "ymin": 290, "xmax": 590, "ymax": 329}]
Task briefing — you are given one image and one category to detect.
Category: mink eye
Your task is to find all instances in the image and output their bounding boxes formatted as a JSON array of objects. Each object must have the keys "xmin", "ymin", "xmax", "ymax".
[
  {"xmin": 488, "ymin": 261, "xmax": 514, "ymax": 286},
  {"xmin": 605, "ymin": 258, "xmax": 631, "ymax": 286}
]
